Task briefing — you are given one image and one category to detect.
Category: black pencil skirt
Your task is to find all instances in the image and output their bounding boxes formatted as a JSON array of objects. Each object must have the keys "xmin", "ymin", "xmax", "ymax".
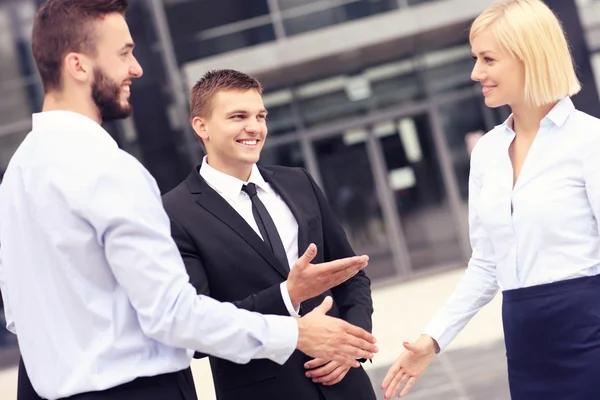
[{"xmin": 502, "ymin": 274, "xmax": 600, "ymax": 400}]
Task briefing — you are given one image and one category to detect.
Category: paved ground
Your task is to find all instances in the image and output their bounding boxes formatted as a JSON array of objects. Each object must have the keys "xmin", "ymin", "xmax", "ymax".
[{"xmin": 0, "ymin": 267, "xmax": 511, "ymax": 399}]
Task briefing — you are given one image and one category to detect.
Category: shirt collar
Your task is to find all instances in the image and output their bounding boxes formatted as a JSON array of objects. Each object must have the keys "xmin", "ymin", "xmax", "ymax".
[
  {"xmin": 199, "ymin": 156, "xmax": 268, "ymax": 203},
  {"xmin": 499, "ymin": 96, "xmax": 575, "ymax": 132},
  {"xmin": 32, "ymin": 110, "xmax": 118, "ymax": 148},
  {"xmin": 545, "ymin": 96, "xmax": 575, "ymax": 127}
]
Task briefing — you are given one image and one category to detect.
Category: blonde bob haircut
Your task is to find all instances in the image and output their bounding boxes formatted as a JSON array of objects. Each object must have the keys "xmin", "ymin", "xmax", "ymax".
[{"xmin": 470, "ymin": 0, "xmax": 581, "ymax": 107}]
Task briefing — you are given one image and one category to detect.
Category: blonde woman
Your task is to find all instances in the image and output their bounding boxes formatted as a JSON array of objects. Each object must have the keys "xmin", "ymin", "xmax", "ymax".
[{"xmin": 381, "ymin": 0, "xmax": 600, "ymax": 398}]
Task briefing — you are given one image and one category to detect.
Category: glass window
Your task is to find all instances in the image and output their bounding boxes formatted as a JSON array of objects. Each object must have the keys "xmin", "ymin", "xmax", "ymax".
[
  {"xmin": 263, "ymin": 89, "xmax": 297, "ymax": 137},
  {"xmin": 0, "ymin": 6, "xmax": 39, "ymax": 125},
  {"xmin": 294, "ymin": 65, "xmax": 427, "ymax": 129},
  {"xmin": 437, "ymin": 97, "xmax": 487, "ymax": 201},
  {"xmin": 370, "ymin": 68, "xmax": 426, "ymax": 109},
  {"xmin": 259, "ymin": 142, "xmax": 305, "ymax": 168},
  {"xmin": 296, "ymin": 76, "xmax": 371, "ymax": 128},
  {"xmin": 173, "ymin": 26, "xmax": 276, "ymax": 63},
  {"xmin": 166, "ymin": 0, "xmax": 275, "ymax": 62},
  {"xmin": 420, "ymin": 45, "xmax": 474, "ymax": 94},
  {"xmin": 0, "ymin": 130, "xmax": 28, "ymax": 173},
  {"xmin": 279, "ymin": 0, "xmax": 398, "ymax": 37},
  {"xmin": 437, "ymin": 96, "xmax": 510, "ymax": 201},
  {"xmin": 0, "ymin": 77, "xmax": 39, "ymax": 126},
  {"xmin": 166, "ymin": 0, "xmax": 271, "ymax": 35},
  {"xmin": 407, "ymin": 0, "xmax": 441, "ymax": 6},
  {"xmin": 313, "ymin": 134, "xmax": 397, "ymax": 280},
  {"xmin": 375, "ymin": 114, "xmax": 463, "ymax": 271},
  {"xmin": 277, "ymin": 0, "xmax": 321, "ymax": 10},
  {"xmin": 422, "ymin": 58, "xmax": 474, "ymax": 93}
]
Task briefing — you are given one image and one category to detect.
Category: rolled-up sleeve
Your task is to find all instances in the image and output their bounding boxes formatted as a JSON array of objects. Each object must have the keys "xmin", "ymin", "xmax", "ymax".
[{"xmin": 73, "ymin": 153, "xmax": 298, "ymax": 365}]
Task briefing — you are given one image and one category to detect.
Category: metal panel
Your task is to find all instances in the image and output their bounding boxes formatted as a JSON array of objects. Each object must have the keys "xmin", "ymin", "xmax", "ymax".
[
  {"xmin": 428, "ymin": 101, "xmax": 471, "ymax": 260},
  {"xmin": 365, "ymin": 126, "xmax": 413, "ymax": 275},
  {"xmin": 147, "ymin": 0, "xmax": 202, "ymax": 168},
  {"xmin": 181, "ymin": 0, "xmax": 495, "ymax": 88}
]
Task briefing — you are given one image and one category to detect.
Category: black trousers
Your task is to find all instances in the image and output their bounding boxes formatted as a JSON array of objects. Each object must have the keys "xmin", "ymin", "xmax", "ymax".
[{"xmin": 17, "ymin": 357, "xmax": 197, "ymax": 400}]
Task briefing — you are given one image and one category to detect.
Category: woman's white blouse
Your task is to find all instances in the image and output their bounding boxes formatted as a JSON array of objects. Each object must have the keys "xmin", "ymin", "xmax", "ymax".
[{"xmin": 424, "ymin": 97, "xmax": 600, "ymax": 351}]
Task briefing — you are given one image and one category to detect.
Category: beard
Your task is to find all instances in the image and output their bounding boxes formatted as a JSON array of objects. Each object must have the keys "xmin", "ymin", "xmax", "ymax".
[{"xmin": 91, "ymin": 67, "xmax": 132, "ymax": 121}]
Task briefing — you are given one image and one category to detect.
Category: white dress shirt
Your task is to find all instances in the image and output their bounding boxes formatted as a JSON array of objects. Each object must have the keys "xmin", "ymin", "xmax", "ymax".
[
  {"xmin": 200, "ymin": 158, "xmax": 301, "ymax": 317},
  {"xmin": 0, "ymin": 111, "xmax": 297, "ymax": 400},
  {"xmin": 424, "ymin": 97, "xmax": 600, "ymax": 351}
]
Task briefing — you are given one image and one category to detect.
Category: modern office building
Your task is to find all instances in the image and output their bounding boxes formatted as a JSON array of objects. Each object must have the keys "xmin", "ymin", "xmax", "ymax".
[{"xmin": 1, "ymin": 0, "xmax": 600, "ymax": 285}]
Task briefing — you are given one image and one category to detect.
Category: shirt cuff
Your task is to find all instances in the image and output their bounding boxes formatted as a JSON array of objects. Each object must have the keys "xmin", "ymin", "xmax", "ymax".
[
  {"xmin": 422, "ymin": 323, "xmax": 453, "ymax": 354},
  {"xmin": 280, "ymin": 281, "xmax": 301, "ymax": 317},
  {"xmin": 261, "ymin": 314, "xmax": 299, "ymax": 365}
]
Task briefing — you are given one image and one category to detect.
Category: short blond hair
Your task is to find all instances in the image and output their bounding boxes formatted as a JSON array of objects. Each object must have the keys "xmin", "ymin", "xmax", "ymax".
[{"xmin": 470, "ymin": 0, "xmax": 581, "ymax": 107}]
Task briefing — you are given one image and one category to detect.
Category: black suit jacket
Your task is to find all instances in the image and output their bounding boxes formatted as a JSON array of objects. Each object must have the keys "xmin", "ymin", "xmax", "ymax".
[{"xmin": 162, "ymin": 165, "xmax": 376, "ymax": 400}]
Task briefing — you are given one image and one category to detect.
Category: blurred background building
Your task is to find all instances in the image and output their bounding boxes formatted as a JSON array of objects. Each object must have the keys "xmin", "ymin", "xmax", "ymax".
[{"xmin": 1, "ymin": 0, "xmax": 600, "ymax": 398}]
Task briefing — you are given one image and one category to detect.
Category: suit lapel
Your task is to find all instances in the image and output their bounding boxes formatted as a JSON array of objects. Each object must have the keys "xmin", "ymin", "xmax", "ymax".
[
  {"xmin": 259, "ymin": 167, "xmax": 309, "ymax": 255},
  {"xmin": 185, "ymin": 171, "xmax": 289, "ymax": 279}
]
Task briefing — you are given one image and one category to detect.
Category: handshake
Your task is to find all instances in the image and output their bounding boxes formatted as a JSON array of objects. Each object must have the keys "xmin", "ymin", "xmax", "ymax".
[{"xmin": 289, "ymin": 244, "xmax": 438, "ymax": 397}]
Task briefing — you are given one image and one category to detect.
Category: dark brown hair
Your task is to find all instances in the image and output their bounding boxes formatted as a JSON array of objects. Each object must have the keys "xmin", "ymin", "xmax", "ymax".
[
  {"xmin": 189, "ymin": 69, "xmax": 263, "ymax": 120},
  {"xmin": 32, "ymin": 0, "xmax": 129, "ymax": 93}
]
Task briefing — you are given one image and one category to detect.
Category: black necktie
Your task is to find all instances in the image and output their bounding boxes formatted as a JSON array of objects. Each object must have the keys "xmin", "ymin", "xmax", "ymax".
[{"xmin": 242, "ymin": 183, "xmax": 289, "ymax": 270}]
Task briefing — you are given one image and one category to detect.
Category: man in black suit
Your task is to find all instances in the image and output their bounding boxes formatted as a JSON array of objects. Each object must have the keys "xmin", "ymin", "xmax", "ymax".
[{"xmin": 162, "ymin": 69, "xmax": 376, "ymax": 400}]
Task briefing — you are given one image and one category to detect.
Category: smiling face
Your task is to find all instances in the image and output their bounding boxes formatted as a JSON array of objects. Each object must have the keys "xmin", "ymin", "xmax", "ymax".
[
  {"xmin": 470, "ymin": 28, "xmax": 526, "ymax": 109},
  {"xmin": 193, "ymin": 89, "xmax": 267, "ymax": 180},
  {"xmin": 89, "ymin": 12, "xmax": 143, "ymax": 120}
]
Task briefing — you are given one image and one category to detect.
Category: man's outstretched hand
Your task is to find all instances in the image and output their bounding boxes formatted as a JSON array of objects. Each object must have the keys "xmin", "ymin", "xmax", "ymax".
[{"xmin": 296, "ymin": 296, "xmax": 377, "ymax": 365}]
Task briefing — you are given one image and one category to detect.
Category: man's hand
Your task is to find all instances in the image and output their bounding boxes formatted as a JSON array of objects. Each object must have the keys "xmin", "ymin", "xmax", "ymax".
[
  {"xmin": 296, "ymin": 296, "xmax": 377, "ymax": 364},
  {"xmin": 287, "ymin": 244, "xmax": 368, "ymax": 307},
  {"xmin": 304, "ymin": 358, "xmax": 356, "ymax": 386},
  {"xmin": 381, "ymin": 335, "xmax": 438, "ymax": 398}
]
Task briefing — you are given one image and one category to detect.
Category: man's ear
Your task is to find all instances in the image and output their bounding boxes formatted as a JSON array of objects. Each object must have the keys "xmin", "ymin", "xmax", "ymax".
[
  {"xmin": 192, "ymin": 116, "xmax": 209, "ymax": 143},
  {"xmin": 63, "ymin": 52, "xmax": 92, "ymax": 85}
]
